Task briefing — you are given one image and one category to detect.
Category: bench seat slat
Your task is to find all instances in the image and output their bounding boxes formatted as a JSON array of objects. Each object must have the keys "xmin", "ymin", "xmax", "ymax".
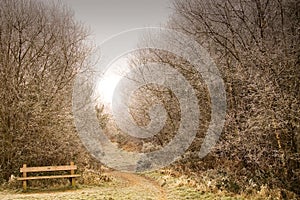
[
  {"xmin": 20, "ymin": 165, "xmax": 77, "ymax": 172},
  {"xmin": 17, "ymin": 174, "xmax": 81, "ymax": 181}
]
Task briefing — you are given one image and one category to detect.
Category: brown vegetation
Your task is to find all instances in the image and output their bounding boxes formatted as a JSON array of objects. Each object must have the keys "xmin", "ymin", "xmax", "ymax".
[
  {"xmin": 100, "ymin": 0, "xmax": 299, "ymax": 195},
  {"xmin": 0, "ymin": 0, "xmax": 97, "ymax": 183},
  {"xmin": 170, "ymin": 0, "xmax": 300, "ymax": 194},
  {"xmin": 0, "ymin": 0, "xmax": 299, "ymax": 198}
]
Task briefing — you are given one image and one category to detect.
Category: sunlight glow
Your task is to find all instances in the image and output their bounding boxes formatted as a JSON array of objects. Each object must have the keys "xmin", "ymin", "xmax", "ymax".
[
  {"xmin": 98, "ymin": 75, "xmax": 122, "ymax": 103},
  {"xmin": 97, "ymin": 57, "xmax": 130, "ymax": 105}
]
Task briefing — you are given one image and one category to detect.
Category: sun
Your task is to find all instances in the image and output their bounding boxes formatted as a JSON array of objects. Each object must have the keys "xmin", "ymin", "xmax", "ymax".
[
  {"xmin": 97, "ymin": 57, "xmax": 130, "ymax": 105},
  {"xmin": 98, "ymin": 74, "xmax": 122, "ymax": 103}
]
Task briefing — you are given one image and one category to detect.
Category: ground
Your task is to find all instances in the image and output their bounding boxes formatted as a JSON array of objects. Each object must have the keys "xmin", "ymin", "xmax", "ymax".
[{"xmin": 0, "ymin": 170, "xmax": 252, "ymax": 200}]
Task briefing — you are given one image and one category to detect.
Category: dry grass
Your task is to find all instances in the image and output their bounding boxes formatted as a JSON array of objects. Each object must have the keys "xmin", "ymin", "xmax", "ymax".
[{"xmin": 1, "ymin": 169, "xmax": 299, "ymax": 199}]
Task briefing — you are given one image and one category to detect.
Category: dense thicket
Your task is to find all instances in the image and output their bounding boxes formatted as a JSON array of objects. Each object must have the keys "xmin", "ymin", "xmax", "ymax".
[
  {"xmin": 0, "ymin": 0, "xmax": 93, "ymax": 182},
  {"xmin": 171, "ymin": 0, "xmax": 299, "ymax": 194},
  {"xmin": 110, "ymin": 0, "xmax": 299, "ymax": 194}
]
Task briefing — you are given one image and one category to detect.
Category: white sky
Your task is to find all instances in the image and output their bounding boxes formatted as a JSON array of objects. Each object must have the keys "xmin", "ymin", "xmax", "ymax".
[
  {"xmin": 62, "ymin": 0, "xmax": 172, "ymax": 44},
  {"xmin": 60, "ymin": 0, "xmax": 173, "ymax": 104}
]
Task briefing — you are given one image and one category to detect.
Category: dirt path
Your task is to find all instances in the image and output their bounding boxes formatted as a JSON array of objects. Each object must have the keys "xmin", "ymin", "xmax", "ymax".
[
  {"xmin": 0, "ymin": 171, "xmax": 167, "ymax": 200},
  {"xmin": 107, "ymin": 171, "xmax": 167, "ymax": 200},
  {"xmin": 0, "ymin": 171, "xmax": 248, "ymax": 199}
]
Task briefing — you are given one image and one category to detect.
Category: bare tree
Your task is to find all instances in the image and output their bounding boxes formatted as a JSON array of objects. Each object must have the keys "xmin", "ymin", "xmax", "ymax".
[
  {"xmin": 120, "ymin": 0, "xmax": 299, "ymax": 194},
  {"xmin": 0, "ymin": 0, "xmax": 93, "ymax": 181},
  {"xmin": 169, "ymin": 0, "xmax": 299, "ymax": 193}
]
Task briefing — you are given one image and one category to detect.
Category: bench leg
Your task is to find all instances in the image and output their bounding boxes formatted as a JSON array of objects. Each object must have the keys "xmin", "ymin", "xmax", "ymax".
[
  {"xmin": 71, "ymin": 177, "xmax": 75, "ymax": 187},
  {"xmin": 69, "ymin": 177, "xmax": 76, "ymax": 187},
  {"xmin": 23, "ymin": 180, "xmax": 27, "ymax": 191},
  {"xmin": 70, "ymin": 162, "xmax": 76, "ymax": 187},
  {"xmin": 22, "ymin": 164, "xmax": 27, "ymax": 191}
]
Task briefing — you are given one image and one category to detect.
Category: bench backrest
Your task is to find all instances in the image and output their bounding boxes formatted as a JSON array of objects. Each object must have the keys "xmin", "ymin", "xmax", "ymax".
[
  {"xmin": 18, "ymin": 162, "xmax": 79, "ymax": 191},
  {"xmin": 20, "ymin": 162, "xmax": 77, "ymax": 173}
]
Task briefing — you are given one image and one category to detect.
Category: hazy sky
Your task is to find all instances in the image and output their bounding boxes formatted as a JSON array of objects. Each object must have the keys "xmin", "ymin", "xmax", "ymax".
[
  {"xmin": 59, "ymin": 0, "xmax": 173, "ymax": 103},
  {"xmin": 62, "ymin": 0, "xmax": 172, "ymax": 44}
]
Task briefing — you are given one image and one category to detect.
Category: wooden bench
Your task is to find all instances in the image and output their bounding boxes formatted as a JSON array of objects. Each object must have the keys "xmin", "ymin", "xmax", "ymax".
[{"xmin": 17, "ymin": 162, "xmax": 80, "ymax": 191}]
